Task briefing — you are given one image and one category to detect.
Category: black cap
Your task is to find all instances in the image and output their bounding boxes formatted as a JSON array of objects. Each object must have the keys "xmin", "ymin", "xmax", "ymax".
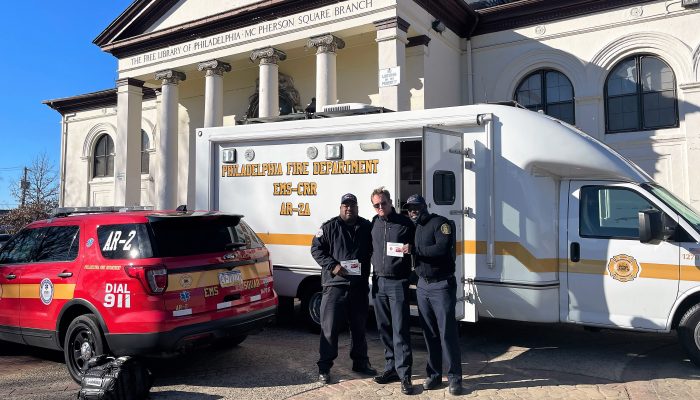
[
  {"xmin": 341, "ymin": 193, "xmax": 358, "ymax": 204},
  {"xmin": 405, "ymin": 194, "xmax": 426, "ymax": 206}
]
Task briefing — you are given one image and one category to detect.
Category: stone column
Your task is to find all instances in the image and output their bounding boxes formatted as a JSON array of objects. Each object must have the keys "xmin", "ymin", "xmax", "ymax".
[
  {"xmin": 250, "ymin": 47, "xmax": 286, "ymax": 118},
  {"xmin": 681, "ymin": 82, "xmax": 700, "ymax": 208},
  {"xmin": 406, "ymin": 35, "xmax": 430, "ymax": 110},
  {"xmin": 374, "ymin": 17, "xmax": 410, "ymax": 111},
  {"xmin": 154, "ymin": 69, "xmax": 186, "ymax": 210},
  {"xmin": 197, "ymin": 60, "xmax": 231, "ymax": 128},
  {"xmin": 307, "ymin": 34, "xmax": 345, "ymax": 110},
  {"xmin": 114, "ymin": 78, "xmax": 144, "ymax": 206}
]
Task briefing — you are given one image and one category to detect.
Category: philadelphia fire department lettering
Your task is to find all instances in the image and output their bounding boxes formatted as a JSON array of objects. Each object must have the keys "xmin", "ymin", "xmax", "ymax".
[
  {"xmin": 273, "ymin": 182, "xmax": 317, "ymax": 196},
  {"xmin": 280, "ymin": 202, "xmax": 311, "ymax": 216}
]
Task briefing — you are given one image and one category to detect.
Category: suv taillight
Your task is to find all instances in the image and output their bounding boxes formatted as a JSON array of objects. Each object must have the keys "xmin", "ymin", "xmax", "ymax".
[{"xmin": 125, "ymin": 265, "xmax": 168, "ymax": 294}]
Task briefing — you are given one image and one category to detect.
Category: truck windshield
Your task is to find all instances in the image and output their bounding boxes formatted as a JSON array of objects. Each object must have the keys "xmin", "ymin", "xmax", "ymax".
[{"xmin": 643, "ymin": 183, "xmax": 700, "ymax": 233}]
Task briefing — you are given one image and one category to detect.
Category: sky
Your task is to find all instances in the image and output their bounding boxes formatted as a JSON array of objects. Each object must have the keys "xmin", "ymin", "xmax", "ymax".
[{"xmin": 0, "ymin": 1, "xmax": 133, "ymax": 208}]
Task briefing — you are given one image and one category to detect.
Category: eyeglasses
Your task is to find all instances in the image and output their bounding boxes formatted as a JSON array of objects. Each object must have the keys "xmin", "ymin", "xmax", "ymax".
[
  {"xmin": 372, "ymin": 201, "xmax": 388, "ymax": 209},
  {"xmin": 407, "ymin": 207, "xmax": 422, "ymax": 213},
  {"xmin": 341, "ymin": 203, "xmax": 358, "ymax": 208}
]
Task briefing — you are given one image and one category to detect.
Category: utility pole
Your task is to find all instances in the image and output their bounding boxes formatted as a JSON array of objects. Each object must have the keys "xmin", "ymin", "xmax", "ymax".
[{"xmin": 20, "ymin": 167, "xmax": 29, "ymax": 207}]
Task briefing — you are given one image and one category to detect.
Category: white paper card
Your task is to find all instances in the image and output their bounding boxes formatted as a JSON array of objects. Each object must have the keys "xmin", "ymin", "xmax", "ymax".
[
  {"xmin": 386, "ymin": 242, "xmax": 404, "ymax": 257},
  {"xmin": 340, "ymin": 259, "xmax": 361, "ymax": 275}
]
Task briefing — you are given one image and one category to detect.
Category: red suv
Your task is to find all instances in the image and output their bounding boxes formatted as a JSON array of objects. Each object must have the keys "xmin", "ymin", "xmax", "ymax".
[{"xmin": 0, "ymin": 207, "xmax": 277, "ymax": 382}]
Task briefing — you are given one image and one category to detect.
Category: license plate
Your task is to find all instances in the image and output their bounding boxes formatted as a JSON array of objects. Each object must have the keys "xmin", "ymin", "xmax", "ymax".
[{"xmin": 219, "ymin": 270, "xmax": 242, "ymax": 288}]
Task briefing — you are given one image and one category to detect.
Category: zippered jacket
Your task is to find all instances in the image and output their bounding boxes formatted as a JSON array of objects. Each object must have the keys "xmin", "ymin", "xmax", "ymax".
[
  {"xmin": 371, "ymin": 209, "xmax": 414, "ymax": 278},
  {"xmin": 414, "ymin": 213, "xmax": 456, "ymax": 279},
  {"xmin": 311, "ymin": 216, "xmax": 372, "ymax": 286}
]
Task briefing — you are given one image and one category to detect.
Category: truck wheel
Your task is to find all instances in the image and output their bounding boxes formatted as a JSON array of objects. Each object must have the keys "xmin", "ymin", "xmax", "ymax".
[
  {"xmin": 301, "ymin": 289, "xmax": 322, "ymax": 332},
  {"xmin": 64, "ymin": 314, "xmax": 107, "ymax": 383},
  {"xmin": 678, "ymin": 303, "xmax": 700, "ymax": 366}
]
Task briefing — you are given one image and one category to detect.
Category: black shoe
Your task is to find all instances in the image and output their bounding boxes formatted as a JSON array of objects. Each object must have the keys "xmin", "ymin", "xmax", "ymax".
[
  {"xmin": 318, "ymin": 372, "xmax": 330, "ymax": 384},
  {"xmin": 401, "ymin": 377, "xmax": 414, "ymax": 395},
  {"xmin": 373, "ymin": 369, "xmax": 400, "ymax": 384},
  {"xmin": 352, "ymin": 361, "xmax": 378, "ymax": 376},
  {"xmin": 448, "ymin": 380, "xmax": 462, "ymax": 396},
  {"xmin": 422, "ymin": 376, "xmax": 441, "ymax": 390}
]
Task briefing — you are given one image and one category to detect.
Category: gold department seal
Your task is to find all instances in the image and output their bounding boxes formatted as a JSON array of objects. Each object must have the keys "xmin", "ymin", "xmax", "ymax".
[{"xmin": 607, "ymin": 254, "xmax": 640, "ymax": 282}]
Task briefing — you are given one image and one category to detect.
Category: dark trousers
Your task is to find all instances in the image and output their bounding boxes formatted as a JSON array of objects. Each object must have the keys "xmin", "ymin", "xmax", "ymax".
[
  {"xmin": 416, "ymin": 276, "xmax": 462, "ymax": 383},
  {"xmin": 373, "ymin": 276, "xmax": 412, "ymax": 379},
  {"xmin": 317, "ymin": 284, "xmax": 370, "ymax": 373}
]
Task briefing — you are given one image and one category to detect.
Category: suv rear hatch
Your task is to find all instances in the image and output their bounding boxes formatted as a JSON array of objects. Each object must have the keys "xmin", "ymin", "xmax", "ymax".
[
  {"xmin": 99, "ymin": 213, "xmax": 274, "ymax": 318},
  {"xmin": 147, "ymin": 213, "xmax": 274, "ymax": 318}
]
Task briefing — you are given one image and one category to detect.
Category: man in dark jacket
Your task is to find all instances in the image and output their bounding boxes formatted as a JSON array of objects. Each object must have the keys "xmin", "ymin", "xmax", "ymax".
[
  {"xmin": 370, "ymin": 187, "xmax": 415, "ymax": 395},
  {"xmin": 311, "ymin": 193, "xmax": 377, "ymax": 384},
  {"xmin": 406, "ymin": 194, "xmax": 463, "ymax": 396}
]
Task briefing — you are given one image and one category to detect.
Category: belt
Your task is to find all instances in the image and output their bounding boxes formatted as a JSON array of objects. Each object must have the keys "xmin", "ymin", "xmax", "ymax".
[{"xmin": 421, "ymin": 275, "xmax": 451, "ymax": 283}]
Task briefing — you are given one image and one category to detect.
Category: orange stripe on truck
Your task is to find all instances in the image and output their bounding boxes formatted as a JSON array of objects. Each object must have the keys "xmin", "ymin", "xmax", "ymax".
[
  {"xmin": 254, "ymin": 234, "xmax": 699, "ymax": 281},
  {"xmin": 256, "ymin": 233, "xmax": 314, "ymax": 246},
  {"xmin": 0, "ymin": 284, "xmax": 76, "ymax": 299}
]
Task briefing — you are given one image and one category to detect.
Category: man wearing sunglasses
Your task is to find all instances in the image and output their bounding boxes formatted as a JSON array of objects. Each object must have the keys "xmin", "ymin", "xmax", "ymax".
[
  {"xmin": 311, "ymin": 193, "xmax": 377, "ymax": 385},
  {"xmin": 369, "ymin": 187, "xmax": 415, "ymax": 395},
  {"xmin": 406, "ymin": 194, "xmax": 463, "ymax": 396}
]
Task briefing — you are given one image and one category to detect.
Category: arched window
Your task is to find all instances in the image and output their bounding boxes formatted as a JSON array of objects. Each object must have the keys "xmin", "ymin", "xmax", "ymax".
[
  {"xmin": 141, "ymin": 130, "xmax": 150, "ymax": 174},
  {"xmin": 605, "ymin": 55, "xmax": 678, "ymax": 133},
  {"xmin": 514, "ymin": 69, "xmax": 575, "ymax": 125},
  {"xmin": 93, "ymin": 134, "xmax": 114, "ymax": 178}
]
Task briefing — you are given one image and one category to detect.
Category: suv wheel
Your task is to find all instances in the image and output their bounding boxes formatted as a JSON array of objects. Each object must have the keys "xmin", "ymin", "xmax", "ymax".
[{"xmin": 64, "ymin": 315, "xmax": 106, "ymax": 382}]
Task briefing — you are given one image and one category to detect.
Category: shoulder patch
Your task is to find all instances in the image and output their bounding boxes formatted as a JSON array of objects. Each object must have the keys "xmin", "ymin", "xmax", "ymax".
[
  {"xmin": 316, "ymin": 229, "xmax": 324, "ymax": 238},
  {"xmin": 440, "ymin": 223, "xmax": 451, "ymax": 235}
]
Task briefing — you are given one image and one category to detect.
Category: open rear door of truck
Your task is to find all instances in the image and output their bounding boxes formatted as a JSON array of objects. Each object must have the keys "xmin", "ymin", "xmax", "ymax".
[{"xmin": 423, "ymin": 126, "xmax": 476, "ymax": 322}]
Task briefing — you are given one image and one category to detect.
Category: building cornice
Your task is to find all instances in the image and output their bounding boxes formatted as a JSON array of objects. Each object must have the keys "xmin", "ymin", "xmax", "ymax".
[
  {"xmin": 472, "ymin": 0, "xmax": 657, "ymax": 36},
  {"xmin": 43, "ymin": 87, "xmax": 157, "ymax": 115},
  {"xmin": 95, "ymin": 0, "xmax": 483, "ymax": 58},
  {"xmin": 96, "ymin": 0, "xmax": 348, "ymax": 58},
  {"xmin": 412, "ymin": 0, "xmax": 479, "ymax": 38}
]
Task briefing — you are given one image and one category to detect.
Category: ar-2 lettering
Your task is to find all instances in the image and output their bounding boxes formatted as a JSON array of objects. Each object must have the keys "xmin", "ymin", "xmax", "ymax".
[{"xmin": 102, "ymin": 230, "xmax": 136, "ymax": 251}]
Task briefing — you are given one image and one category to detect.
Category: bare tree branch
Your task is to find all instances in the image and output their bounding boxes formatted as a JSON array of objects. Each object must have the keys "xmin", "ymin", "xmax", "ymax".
[{"xmin": 0, "ymin": 152, "xmax": 59, "ymax": 233}]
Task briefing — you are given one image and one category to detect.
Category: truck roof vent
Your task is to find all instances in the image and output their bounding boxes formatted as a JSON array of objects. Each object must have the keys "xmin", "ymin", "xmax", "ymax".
[{"xmin": 317, "ymin": 103, "xmax": 390, "ymax": 117}]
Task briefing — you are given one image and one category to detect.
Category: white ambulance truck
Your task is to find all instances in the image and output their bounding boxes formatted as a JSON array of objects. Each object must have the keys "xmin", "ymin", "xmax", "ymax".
[{"xmin": 195, "ymin": 104, "xmax": 700, "ymax": 365}]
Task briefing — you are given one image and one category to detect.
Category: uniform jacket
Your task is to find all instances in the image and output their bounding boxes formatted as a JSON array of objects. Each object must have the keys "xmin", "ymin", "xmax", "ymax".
[
  {"xmin": 414, "ymin": 213, "xmax": 456, "ymax": 279},
  {"xmin": 371, "ymin": 209, "xmax": 414, "ymax": 278},
  {"xmin": 311, "ymin": 216, "xmax": 372, "ymax": 286}
]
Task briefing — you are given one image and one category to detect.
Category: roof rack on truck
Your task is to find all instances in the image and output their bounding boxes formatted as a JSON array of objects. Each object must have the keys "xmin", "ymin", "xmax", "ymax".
[{"xmin": 51, "ymin": 206, "xmax": 154, "ymax": 217}]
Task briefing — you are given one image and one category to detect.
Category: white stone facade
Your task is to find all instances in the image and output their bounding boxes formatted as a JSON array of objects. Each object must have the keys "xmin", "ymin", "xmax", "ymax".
[{"xmin": 47, "ymin": 0, "xmax": 700, "ymax": 209}]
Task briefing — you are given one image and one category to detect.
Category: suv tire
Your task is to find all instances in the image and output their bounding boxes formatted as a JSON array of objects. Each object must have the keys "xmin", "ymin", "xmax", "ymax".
[{"xmin": 64, "ymin": 314, "xmax": 107, "ymax": 383}]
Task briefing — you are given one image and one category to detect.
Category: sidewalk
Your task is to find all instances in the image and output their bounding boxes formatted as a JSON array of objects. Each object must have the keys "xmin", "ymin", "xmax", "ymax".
[{"xmin": 289, "ymin": 320, "xmax": 700, "ymax": 400}]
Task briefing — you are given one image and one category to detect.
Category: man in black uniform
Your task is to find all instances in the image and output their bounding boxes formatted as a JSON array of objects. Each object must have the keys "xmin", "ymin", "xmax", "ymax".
[
  {"xmin": 311, "ymin": 193, "xmax": 377, "ymax": 384},
  {"xmin": 370, "ymin": 187, "xmax": 415, "ymax": 395},
  {"xmin": 406, "ymin": 194, "xmax": 463, "ymax": 396}
]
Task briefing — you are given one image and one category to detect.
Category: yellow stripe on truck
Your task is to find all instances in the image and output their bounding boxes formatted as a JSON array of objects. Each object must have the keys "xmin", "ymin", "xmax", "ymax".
[
  {"xmin": 0, "ymin": 284, "xmax": 76, "ymax": 299},
  {"xmin": 166, "ymin": 262, "xmax": 270, "ymax": 292},
  {"xmin": 254, "ymin": 233, "xmax": 700, "ymax": 281},
  {"xmin": 460, "ymin": 240, "xmax": 558, "ymax": 273},
  {"xmin": 256, "ymin": 233, "xmax": 314, "ymax": 246}
]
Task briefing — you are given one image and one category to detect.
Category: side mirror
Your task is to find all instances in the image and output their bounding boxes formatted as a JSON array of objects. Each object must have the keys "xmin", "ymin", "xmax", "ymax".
[{"xmin": 639, "ymin": 209, "xmax": 663, "ymax": 243}]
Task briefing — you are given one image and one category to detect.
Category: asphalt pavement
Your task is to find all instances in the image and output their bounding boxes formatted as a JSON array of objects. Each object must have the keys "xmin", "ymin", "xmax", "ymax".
[{"xmin": 0, "ymin": 315, "xmax": 699, "ymax": 399}]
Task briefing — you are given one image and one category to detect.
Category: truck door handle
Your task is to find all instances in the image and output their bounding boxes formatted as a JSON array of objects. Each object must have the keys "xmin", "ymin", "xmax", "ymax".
[
  {"xmin": 57, "ymin": 272, "xmax": 73, "ymax": 278},
  {"xmin": 5, "ymin": 274, "xmax": 16, "ymax": 280},
  {"xmin": 570, "ymin": 242, "xmax": 580, "ymax": 263}
]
